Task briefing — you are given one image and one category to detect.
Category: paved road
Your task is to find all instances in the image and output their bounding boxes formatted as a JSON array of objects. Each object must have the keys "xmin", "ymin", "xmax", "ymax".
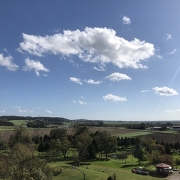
[{"xmin": 166, "ymin": 171, "xmax": 180, "ymax": 180}]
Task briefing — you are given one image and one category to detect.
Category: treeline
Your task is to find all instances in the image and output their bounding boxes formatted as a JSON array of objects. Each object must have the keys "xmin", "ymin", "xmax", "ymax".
[{"xmin": 0, "ymin": 120, "xmax": 14, "ymax": 126}]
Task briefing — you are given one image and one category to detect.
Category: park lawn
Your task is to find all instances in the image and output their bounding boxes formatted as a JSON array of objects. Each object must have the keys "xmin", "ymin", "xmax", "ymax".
[
  {"xmin": 48, "ymin": 157, "xmax": 163, "ymax": 180},
  {"xmin": 9, "ymin": 120, "xmax": 26, "ymax": 126},
  {"xmin": 116, "ymin": 131, "xmax": 153, "ymax": 137}
]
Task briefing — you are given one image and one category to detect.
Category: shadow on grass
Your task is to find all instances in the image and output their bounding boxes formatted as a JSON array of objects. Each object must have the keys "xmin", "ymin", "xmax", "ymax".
[
  {"xmin": 148, "ymin": 171, "xmax": 168, "ymax": 178},
  {"xmin": 121, "ymin": 164, "xmax": 138, "ymax": 168}
]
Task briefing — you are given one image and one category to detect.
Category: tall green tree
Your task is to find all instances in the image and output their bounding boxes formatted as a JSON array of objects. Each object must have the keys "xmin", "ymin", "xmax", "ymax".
[{"xmin": 133, "ymin": 144, "xmax": 144, "ymax": 165}]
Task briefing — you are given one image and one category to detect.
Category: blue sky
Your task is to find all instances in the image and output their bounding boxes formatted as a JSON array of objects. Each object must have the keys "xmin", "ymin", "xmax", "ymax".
[{"xmin": 1, "ymin": 0, "xmax": 180, "ymax": 121}]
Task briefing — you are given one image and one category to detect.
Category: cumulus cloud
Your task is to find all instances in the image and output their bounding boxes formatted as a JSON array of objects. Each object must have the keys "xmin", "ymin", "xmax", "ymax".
[
  {"xmin": 70, "ymin": 77, "xmax": 82, "ymax": 85},
  {"xmin": 122, "ymin": 16, "xmax": 131, "ymax": 25},
  {"xmin": 23, "ymin": 58, "xmax": 49, "ymax": 76},
  {"xmin": 46, "ymin": 110, "xmax": 52, "ymax": 114},
  {"xmin": 165, "ymin": 109, "xmax": 180, "ymax": 113},
  {"xmin": 79, "ymin": 100, "xmax": 87, "ymax": 105},
  {"xmin": 166, "ymin": 34, "xmax": 172, "ymax": 41},
  {"xmin": 85, "ymin": 79, "xmax": 101, "ymax": 84},
  {"xmin": 167, "ymin": 48, "xmax": 177, "ymax": 55},
  {"xmin": 106, "ymin": 72, "xmax": 131, "ymax": 81},
  {"xmin": 0, "ymin": 53, "xmax": 18, "ymax": 71},
  {"xmin": 152, "ymin": 86, "xmax": 178, "ymax": 96},
  {"xmin": 19, "ymin": 27, "xmax": 155, "ymax": 69},
  {"xmin": 103, "ymin": 93, "xmax": 127, "ymax": 102}
]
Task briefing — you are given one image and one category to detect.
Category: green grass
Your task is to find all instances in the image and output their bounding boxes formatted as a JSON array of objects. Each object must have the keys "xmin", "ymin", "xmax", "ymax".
[
  {"xmin": 9, "ymin": 120, "xmax": 26, "ymax": 126},
  {"xmin": 116, "ymin": 131, "xmax": 153, "ymax": 137},
  {"xmin": 48, "ymin": 156, "xmax": 165, "ymax": 180}
]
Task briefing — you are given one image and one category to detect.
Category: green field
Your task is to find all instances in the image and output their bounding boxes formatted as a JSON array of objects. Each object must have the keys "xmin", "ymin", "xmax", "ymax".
[
  {"xmin": 116, "ymin": 131, "xmax": 153, "ymax": 137},
  {"xmin": 48, "ymin": 157, "xmax": 164, "ymax": 180},
  {"xmin": 9, "ymin": 120, "xmax": 26, "ymax": 126}
]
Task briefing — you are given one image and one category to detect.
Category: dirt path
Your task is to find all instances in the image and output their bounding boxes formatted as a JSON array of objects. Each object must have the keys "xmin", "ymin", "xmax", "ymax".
[{"xmin": 166, "ymin": 171, "xmax": 180, "ymax": 180}]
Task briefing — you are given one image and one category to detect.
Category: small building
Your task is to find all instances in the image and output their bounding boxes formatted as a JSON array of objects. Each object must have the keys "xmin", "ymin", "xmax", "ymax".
[
  {"xmin": 156, "ymin": 163, "xmax": 172, "ymax": 174},
  {"xmin": 152, "ymin": 127, "xmax": 161, "ymax": 131},
  {"xmin": 173, "ymin": 126, "xmax": 180, "ymax": 131}
]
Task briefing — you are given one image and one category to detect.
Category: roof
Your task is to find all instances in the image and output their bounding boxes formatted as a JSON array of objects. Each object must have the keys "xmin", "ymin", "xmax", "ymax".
[{"xmin": 156, "ymin": 163, "xmax": 171, "ymax": 168}]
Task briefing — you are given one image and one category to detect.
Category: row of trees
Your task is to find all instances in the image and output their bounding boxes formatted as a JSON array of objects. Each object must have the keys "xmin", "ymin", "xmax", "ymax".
[{"xmin": 0, "ymin": 125, "xmax": 180, "ymax": 179}]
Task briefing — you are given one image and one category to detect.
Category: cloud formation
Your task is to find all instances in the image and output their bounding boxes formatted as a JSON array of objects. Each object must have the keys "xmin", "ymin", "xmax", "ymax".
[
  {"xmin": 23, "ymin": 58, "xmax": 49, "ymax": 76},
  {"xmin": 166, "ymin": 34, "xmax": 172, "ymax": 41},
  {"xmin": 85, "ymin": 79, "xmax": 101, "ymax": 84},
  {"xmin": 70, "ymin": 77, "xmax": 82, "ymax": 85},
  {"xmin": 122, "ymin": 16, "xmax": 131, "ymax": 25},
  {"xmin": 46, "ymin": 110, "xmax": 52, "ymax": 114},
  {"xmin": 0, "ymin": 53, "xmax": 18, "ymax": 71},
  {"xmin": 19, "ymin": 27, "xmax": 155, "ymax": 69},
  {"xmin": 167, "ymin": 48, "xmax": 177, "ymax": 55},
  {"xmin": 152, "ymin": 86, "xmax": 178, "ymax": 96},
  {"xmin": 106, "ymin": 72, "xmax": 131, "ymax": 81},
  {"xmin": 79, "ymin": 100, "xmax": 87, "ymax": 105},
  {"xmin": 103, "ymin": 93, "xmax": 127, "ymax": 102}
]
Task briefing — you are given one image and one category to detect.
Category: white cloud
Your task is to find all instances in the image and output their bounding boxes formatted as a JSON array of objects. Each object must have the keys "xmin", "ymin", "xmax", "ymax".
[
  {"xmin": 70, "ymin": 77, "xmax": 82, "ymax": 85},
  {"xmin": 85, "ymin": 79, "xmax": 102, "ymax": 84},
  {"xmin": 79, "ymin": 100, "xmax": 87, "ymax": 105},
  {"xmin": 103, "ymin": 93, "xmax": 127, "ymax": 102},
  {"xmin": 106, "ymin": 72, "xmax": 131, "ymax": 81},
  {"xmin": 18, "ymin": 109, "xmax": 27, "ymax": 113},
  {"xmin": 46, "ymin": 110, "xmax": 52, "ymax": 114},
  {"xmin": 93, "ymin": 66, "xmax": 105, "ymax": 71},
  {"xmin": 141, "ymin": 90, "xmax": 149, "ymax": 93},
  {"xmin": 73, "ymin": 100, "xmax": 76, "ymax": 103},
  {"xmin": 166, "ymin": 34, "xmax": 172, "ymax": 41},
  {"xmin": 165, "ymin": 109, "xmax": 180, "ymax": 113},
  {"xmin": 156, "ymin": 55, "xmax": 163, "ymax": 59},
  {"xmin": 167, "ymin": 48, "xmax": 177, "ymax": 55},
  {"xmin": 0, "ymin": 53, "xmax": 18, "ymax": 71},
  {"xmin": 19, "ymin": 27, "xmax": 155, "ymax": 69},
  {"xmin": 0, "ymin": 109, "xmax": 5, "ymax": 113},
  {"xmin": 122, "ymin": 16, "xmax": 131, "ymax": 25},
  {"xmin": 23, "ymin": 58, "xmax": 49, "ymax": 76},
  {"xmin": 152, "ymin": 86, "xmax": 178, "ymax": 96}
]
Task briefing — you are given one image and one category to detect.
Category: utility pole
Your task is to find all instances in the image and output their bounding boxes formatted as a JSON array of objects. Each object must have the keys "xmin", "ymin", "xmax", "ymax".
[{"xmin": 72, "ymin": 166, "xmax": 85, "ymax": 180}]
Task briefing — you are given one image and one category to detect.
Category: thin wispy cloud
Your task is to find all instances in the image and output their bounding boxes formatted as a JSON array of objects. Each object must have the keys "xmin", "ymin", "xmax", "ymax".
[
  {"xmin": 70, "ymin": 77, "xmax": 82, "ymax": 85},
  {"xmin": 106, "ymin": 72, "xmax": 131, "ymax": 81},
  {"xmin": 103, "ymin": 93, "xmax": 127, "ymax": 102},
  {"xmin": 46, "ymin": 110, "xmax": 52, "ymax": 114},
  {"xmin": 141, "ymin": 90, "xmax": 149, "ymax": 93},
  {"xmin": 156, "ymin": 55, "xmax": 163, "ymax": 59},
  {"xmin": 0, "ymin": 109, "xmax": 6, "ymax": 113},
  {"xmin": 152, "ymin": 86, "xmax": 178, "ymax": 96},
  {"xmin": 0, "ymin": 53, "xmax": 18, "ymax": 71},
  {"xmin": 79, "ymin": 100, "xmax": 87, "ymax": 105},
  {"xmin": 166, "ymin": 34, "xmax": 172, "ymax": 41},
  {"xmin": 167, "ymin": 48, "xmax": 177, "ymax": 55},
  {"xmin": 85, "ymin": 79, "xmax": 102, "ymax": 84},
  {"xmin": 23, "ymin": 58, "xmax": 49, "ymax": 76},
  {"xmin": 19, "ymin": 27, "xmax": 155, "ymax": 70},
  {"xmin": 122, "ymin": 16, "xmax": 131, "ymax": 25}
]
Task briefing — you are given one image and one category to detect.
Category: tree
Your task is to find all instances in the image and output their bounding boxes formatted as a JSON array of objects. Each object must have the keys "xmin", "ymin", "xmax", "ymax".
[
  {"xmin": 60, "ymin": 139, "xmax": 71, "ymax": 158},
  {"xmin": 5, "ymin": 143, "xmax": 52, "ymax": 180},
  {"xmin": 50, "ymin": 128, "xmax": 67, "ymax": 141},
  {"xmin": 133, "ymin": 144, "xmax": 144, "ymax": 165}
]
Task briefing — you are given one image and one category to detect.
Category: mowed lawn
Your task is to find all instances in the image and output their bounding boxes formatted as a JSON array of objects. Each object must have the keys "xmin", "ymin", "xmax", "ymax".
[
  {"xmin": 49, "ymin": 158, "xmax": 162, "ymax": 180},
  {"xmin": 9, "ymin": 120, "xmax": 26, "ymax": 126}
]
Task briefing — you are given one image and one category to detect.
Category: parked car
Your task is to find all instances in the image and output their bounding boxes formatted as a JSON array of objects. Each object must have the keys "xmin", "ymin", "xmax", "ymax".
[{"xmin": 132, "ymin": 167, "xmax": 149, "ymax": 175}]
